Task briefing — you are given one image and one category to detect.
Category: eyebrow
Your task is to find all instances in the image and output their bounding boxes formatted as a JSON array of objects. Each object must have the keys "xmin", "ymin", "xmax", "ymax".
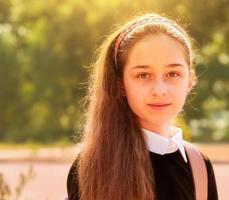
[{"xmin": 130, "ymin": 63, "xmax": 185, "ymax": 70}]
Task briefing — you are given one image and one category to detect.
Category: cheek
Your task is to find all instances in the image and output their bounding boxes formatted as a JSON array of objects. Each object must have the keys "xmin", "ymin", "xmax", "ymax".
[
  {"xmin": 171, "ymin": 84, "xmax": 188, "ymax": 105},
  {"xmin": 124, "ymin": 83, "xmax": 146, "ymax": 110},
  {"xmin": 125, "ymin": 94, "xmax": 143, "ymax": 117},
  {"xmin": 125, "ymin": 84, "xmax": 139, "ymax": 102}
]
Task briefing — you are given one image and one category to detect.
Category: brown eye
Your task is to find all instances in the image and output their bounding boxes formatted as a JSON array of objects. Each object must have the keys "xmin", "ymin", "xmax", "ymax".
[
  {"xmin": 137, "ymin": 73, "xmax": 150, "ymax": 79},
  {"xmin": 167, "ymin": 71, "xmax": 180, "ymax": 77}
]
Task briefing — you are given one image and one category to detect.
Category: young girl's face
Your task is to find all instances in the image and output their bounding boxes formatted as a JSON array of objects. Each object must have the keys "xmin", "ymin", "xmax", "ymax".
[{"xmin": 123, "ymin": 33, "xmax": 193, "ymax": 131}]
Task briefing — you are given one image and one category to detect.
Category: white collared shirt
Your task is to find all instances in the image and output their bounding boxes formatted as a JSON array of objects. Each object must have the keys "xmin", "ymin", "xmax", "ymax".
[{"xmin": 142, "ymin": 126, "xmax": 188, "ymax": 163}]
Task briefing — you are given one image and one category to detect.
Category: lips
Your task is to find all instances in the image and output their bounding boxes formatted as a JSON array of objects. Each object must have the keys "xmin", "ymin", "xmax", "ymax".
[{"xmin": 148, "ymin": 103, "xmax": 171, "ymax": 110}]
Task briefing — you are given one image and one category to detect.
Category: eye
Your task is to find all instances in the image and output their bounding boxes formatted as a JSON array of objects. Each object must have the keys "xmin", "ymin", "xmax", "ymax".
[
  {"xmin": 137, "ymin": 72, "xmax": 150, "ymax": 79},
  {"xmin": 167, "ymin": 71, "xmax": 180, "ymax": 77}
]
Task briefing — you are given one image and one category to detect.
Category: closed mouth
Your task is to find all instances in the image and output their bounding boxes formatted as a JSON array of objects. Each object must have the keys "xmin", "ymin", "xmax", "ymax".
[
  {"xmin": 147, "ymin": 103, "xmax": 171, "ymax": 109},
  {"xmin": 148, "ymin": 103, "xmax": 171, "ymax": 106}
]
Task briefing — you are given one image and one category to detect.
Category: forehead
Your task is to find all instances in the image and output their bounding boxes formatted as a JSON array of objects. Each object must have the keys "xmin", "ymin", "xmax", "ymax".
[{"xmin": 124, "ymin": 33, "xmax": 188, "ymax": 70}]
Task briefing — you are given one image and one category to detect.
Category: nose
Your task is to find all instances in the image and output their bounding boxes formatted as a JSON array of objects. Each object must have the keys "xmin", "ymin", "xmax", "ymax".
[{"xmin": 151, "ymin": 79, "xmax": 167, "ymax": 96}]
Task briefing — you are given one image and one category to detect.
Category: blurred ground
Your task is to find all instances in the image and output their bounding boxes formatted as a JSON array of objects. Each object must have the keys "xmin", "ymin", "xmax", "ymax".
[{"xmin": 0, "ymin": 143, "xmax": 228, "ymax": 200}]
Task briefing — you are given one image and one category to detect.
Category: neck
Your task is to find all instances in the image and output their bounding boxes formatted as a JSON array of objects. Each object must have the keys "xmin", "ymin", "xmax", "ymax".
[{"xmin": 140, "ymin": 122, "xmax": 172, "ymax": 138}]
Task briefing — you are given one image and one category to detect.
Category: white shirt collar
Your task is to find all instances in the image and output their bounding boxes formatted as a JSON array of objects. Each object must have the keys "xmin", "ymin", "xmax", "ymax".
[{"xmin": 142, "ymin": 126, "xmax": 188, "ymax": 163}]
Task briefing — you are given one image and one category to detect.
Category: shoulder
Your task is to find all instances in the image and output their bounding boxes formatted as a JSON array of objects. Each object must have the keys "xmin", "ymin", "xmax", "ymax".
[
  {"xmin": 199, "ymin": 151, "xmax": 216, "ymax": 180},
  {"xmin": 184, "ymin": 141, "xmax": 214, "ymax": 167},
  {"xmin": 184, "ymin": 141, "xmax": 214, "ymax": 175},
  {"xmin": 67, "ymin": 154, "xmax": 80, "ymax": 200},
  {"xmin": 199, "ymin": 152, "xmax": 218, "ymax": 199},
  {"xmin": 183, "ymin": 141, "xmax": 217, "ymax": 185},
  {"xmin": 200, "ymin": 152, "xmax": 212, "ymax": 167},
  {"xmin": 184, "ymin": 141, "xmax": 218, "ymax": 199}
]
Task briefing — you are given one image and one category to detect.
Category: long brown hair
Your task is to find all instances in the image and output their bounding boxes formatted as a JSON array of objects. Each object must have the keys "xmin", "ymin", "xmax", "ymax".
[{"xmin": 77, "ymin": 13, "xmax": 196, "ymax": 200}]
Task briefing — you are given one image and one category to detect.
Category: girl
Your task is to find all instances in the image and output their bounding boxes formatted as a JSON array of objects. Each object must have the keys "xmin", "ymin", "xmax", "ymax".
[{"xmin": 66, "ymin": 13, "xmax": 218, "ymax": 200}]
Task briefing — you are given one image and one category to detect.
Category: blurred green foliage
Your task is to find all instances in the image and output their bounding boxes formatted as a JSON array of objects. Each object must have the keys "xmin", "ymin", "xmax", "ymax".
[{"xmin": 0, "ymin": 0, "xmax": 228, "ymax": 143}]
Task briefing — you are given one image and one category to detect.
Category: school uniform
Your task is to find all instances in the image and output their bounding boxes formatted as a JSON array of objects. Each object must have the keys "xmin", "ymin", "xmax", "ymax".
[{"xmin": 66, "ymin": 126, "xmax": 218, "ymax": 200}]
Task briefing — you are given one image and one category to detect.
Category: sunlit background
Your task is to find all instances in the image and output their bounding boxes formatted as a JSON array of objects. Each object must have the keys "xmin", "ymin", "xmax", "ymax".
[{"xmin": 0, "ymin": 0, "xmax": 228, "ymax": 199}]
